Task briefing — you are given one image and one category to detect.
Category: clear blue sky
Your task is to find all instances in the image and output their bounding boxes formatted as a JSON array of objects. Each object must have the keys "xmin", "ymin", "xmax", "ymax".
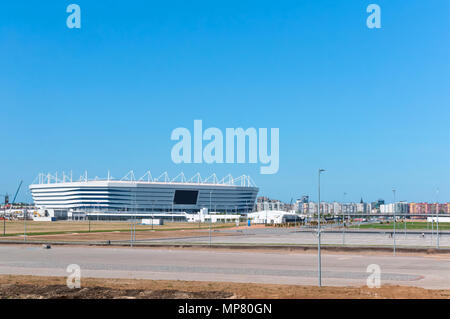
[{"xmin": 1, "ymin": 1, "xmax": 449, "ymax": 204}]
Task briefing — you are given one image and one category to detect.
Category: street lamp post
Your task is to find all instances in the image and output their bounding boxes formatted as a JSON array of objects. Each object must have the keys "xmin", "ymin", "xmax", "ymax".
[
  {"xmin": 342, "ymin": 192, "xmax": 346, "ymax": 246},
  {"xmin": 431, "ymin": 218, "xmax": 434, "ymax": 245},
  {"xmin": 436, "ymin": 188, "xmax": 440, "ymax": 249},
  {"xmin": 265, "ymin": 202, "xmax": 268, "ymax": 226},
  {"xmin": 318, "ymin": 169, "xmax": 325, "ymax": 287},
  {"xmin": 130, "ymin": 219, "xmax": 133, "ymax": 248},
  {"xmin": 24, "ymin": 209, "xmax": 27, "ymax": 243},
  {"xmin": 404, "ymin": 211, "xmax": 407, "ymax": 239},
  {"xmin": 392, "ymin": 189, "xmax": 396, "ymax": 256},
  {"xmin": 134, "ymin": 194, "xmax": 137, "ymax": 242},
  {"xmin": 209, "ymin": 191, "xmax": 212, "ymax": 247}
]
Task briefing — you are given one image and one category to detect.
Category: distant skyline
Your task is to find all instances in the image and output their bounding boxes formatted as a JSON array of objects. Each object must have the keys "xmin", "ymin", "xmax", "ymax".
[{"xmin": 1, "ymin": 1, "xmax": 449, "ymax": 203}]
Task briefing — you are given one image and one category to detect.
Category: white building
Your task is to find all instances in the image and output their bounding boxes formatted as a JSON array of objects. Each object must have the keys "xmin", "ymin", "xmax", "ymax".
[
  {"xmin": 380, "ymin": 202, "xmax": 409, "ymax": 214},
  {"xmin": 248, "ymin": 210, "xmax": 301, "ymax": 224},
  {"xmin": 29, "ymin": 171, "xmax": 258, "ymax": 219},
  {"xmin": 256, "ymin": 197, "xmax": 286, "ymax": 211},
  {"xmin": 427, "ymin": 217, "xmax": 450, "ymax": 223},
  {"xmin": 186, "ymin": 208, "xmax": 240, "ymax": 223}
]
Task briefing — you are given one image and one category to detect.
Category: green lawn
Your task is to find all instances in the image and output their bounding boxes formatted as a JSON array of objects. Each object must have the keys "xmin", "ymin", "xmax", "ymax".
[{"xmin": 354, "ymin": 221, "xmax": 450, "ymax": 230}]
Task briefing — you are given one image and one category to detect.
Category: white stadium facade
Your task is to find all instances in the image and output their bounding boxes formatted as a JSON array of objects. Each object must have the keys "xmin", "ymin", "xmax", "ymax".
[{"xmin": 29, "ymin": 171, "xmax": 259, "ymax": 221}]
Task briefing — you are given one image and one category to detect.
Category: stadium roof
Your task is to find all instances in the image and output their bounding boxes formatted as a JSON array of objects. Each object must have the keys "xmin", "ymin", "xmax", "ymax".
[{"xmin": 31, "ymin": 171, "xmax": 257, "ymax": 188}]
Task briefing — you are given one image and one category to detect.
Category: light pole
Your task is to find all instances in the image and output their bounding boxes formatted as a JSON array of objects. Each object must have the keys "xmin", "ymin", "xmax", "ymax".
[
  {"xmin": 134, "ymin": 193, "xmax": 137, "ymax": 242},
  {"xmin": 245, "ymin": 200, "xmax": 248, "ymax": 216},
  {"xmin": 130, "ymin": 218, "xmax": 133, "ymax": 248},
  {"xmin": 209, "ymin": 191, "xmax": 212, "ymax": 247},
  {"xmin": 318, "ymin": 169, "xmax": 325, "ymax": 287},
  {"xmin": 24, "ymin": 209, "xmax": 27, "ymax": 243},
  {"xmin": 436, "ymin": 188, "xmax": 440, "ymax": 249},
  {"xmin": 392, "ymin": 189, "xmax": 396, "ymax": 256},
  {"xmin": 431, "ymin": 217, "xmax": 434, "ymax": 245},
  {"xmin": 265, "ymin": 201, "xmax": 268, "ymax": 226},
  {"xmin": 404, "ymin": 204, "xmax": 407, "ymax": 239},
  {"xmin": 342, "ymin": 192, "xmax": 346, "ymax": 246}
]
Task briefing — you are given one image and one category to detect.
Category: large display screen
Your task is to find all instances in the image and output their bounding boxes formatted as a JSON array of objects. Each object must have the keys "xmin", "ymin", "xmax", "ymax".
[{"xmin": 173, "ymin": 190, "xmax": 199, "ymax": 205}]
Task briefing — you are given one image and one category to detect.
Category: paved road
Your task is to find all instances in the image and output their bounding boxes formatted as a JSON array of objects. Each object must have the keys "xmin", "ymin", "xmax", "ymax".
[
  {"xmin": 143, "ymin": 228, "xmax": 450, "ymax": 248},
  {"xmin": 1, "ymin": 245, "xmax": 449, "ymax": 289}
]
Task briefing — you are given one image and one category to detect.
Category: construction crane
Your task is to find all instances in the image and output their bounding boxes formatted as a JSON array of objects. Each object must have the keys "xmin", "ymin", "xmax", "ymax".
[
  {"xmin": 3, "ymin": 180, "xmax": 23, "ymax": 235},
  {"xmin": 11, "ymin": 180, "xmax": 23, "ymax": 206},
  {"xmin": 5, "ymin": 180, "xmax": 23, "ymax": 218}
]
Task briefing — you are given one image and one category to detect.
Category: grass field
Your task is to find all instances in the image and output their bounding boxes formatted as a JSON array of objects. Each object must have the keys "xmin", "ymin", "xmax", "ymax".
[
  {"xmin": 0, "ymin": 220, "xmax": 237, "ymax": 237},
  {"xmin": 354, "ymin": 221, "xmax": 450, "ymax": 230}
]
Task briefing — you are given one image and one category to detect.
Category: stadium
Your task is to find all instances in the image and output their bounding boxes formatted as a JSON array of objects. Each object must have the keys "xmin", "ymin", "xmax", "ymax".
[{"xmin": 29, "ymin": 171, "xmax": 259, "ymax": 220}]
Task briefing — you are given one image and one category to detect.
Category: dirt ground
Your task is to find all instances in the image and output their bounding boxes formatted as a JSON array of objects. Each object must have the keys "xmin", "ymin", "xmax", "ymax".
[{"xmin": 1, "ymin": 275, "xmax": 450, "ymax": 299}]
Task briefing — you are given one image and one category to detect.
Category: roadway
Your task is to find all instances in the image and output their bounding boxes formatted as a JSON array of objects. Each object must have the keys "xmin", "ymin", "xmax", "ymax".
[
  {"xmin": 0, "ymin": 245, "xmax": 449, "ymax": 289},
  {"xmin": 135, "ymin": 228, "xmax": 450, "ymax": 248}
]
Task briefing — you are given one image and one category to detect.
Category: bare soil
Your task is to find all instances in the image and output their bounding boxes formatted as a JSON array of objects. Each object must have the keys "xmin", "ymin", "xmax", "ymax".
[{"xmin": 1, "ymin": 275, "xmax": 450, "ymax": 299}]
